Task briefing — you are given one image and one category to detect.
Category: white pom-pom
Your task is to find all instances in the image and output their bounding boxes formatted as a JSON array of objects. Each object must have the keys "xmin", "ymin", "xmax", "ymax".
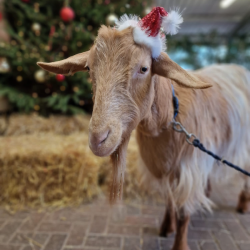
[{"xmin": 162, "ymin": 10, "xmax": 183, "ymax": 35}]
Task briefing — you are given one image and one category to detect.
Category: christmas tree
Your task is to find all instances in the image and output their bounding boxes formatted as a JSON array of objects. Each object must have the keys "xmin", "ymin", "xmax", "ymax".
[{"xmin": 0, "ymin": 0, "xmax": 152, "ymax": 115}]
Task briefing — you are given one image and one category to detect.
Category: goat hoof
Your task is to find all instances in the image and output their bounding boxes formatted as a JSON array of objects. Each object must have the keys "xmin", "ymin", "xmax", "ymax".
[
  {"xmin": 236, "ymin": 191, "xmax": 250, "ymax": 214},
  {"xmin": 171, "ymin": 245, "xmax": 190, "ymax": 250},
  {"xmin": 159, "ymin": 231, "xmax": 167, "ymax": 238},
  {"xmin": 237, "ymin": 208, "xmax": 244, "ymax": 214},
  {"xmin": 236, "ymin": 207, "xmax": 250, "ymax": 214},
  {"xmin": 159, "ymin": 226, "xmax": 175, "ymax": 238}
]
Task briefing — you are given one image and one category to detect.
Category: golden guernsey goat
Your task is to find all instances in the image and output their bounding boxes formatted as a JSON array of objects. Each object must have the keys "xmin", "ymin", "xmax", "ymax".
[{"xmin": 37, "ymin": 7, "xmax": 250, "ymax": 250}]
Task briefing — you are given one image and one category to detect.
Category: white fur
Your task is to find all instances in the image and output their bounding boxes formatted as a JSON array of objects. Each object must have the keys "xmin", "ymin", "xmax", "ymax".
[
  {"xmin": 115, "ymin": 14, "xmax": 167, "ymax": 58},
  {"xmin": 162, "ymin": 10, "xmax": 183, "ymax": 35},
  {"xmin": 138, "ymin": 64, "xmax": 250, "ymax": 215},
  {"xmin": 115, "ymin": 14, "xmax": 139, "ymax": 31},
  {"xmin": 133, "ymin": 27, "xmax": 163, "ymax": 58}
]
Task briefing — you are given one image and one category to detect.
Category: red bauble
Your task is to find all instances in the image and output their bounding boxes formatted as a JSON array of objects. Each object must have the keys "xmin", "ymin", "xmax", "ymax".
[
  {"xmin": 60, "ymin": 7, "xmax": 75, "ymax": 22},
  {"xmin": 0, "ymin": 13, "xmax": 2, "ymax": 21},
  {"xmin": 22, "ymin": 0, "xmax": 30, "ymax": 2},
  {"xmin": 56, "ymin": 74, "xmax": 65, "ymax": 82}
]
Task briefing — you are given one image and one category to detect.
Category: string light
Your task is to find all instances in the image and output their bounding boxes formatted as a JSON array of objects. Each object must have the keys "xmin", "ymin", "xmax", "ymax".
[
  {"xmin": 73, "ymin": 86, "xmax": 79, "ymax": 92},
  {"xmin": 62, "ymin": 45, "xmax": 68, "ymax": 51},
  {"xmin": 87, "ymin": 25, "xmax": 93, "ymax": 31},
  {"xmin": 77, "ymin": 41, "xmax": 82, "ymax": 47},
  {"xmin": 34, "ymin": 105, "xmax": 40, "ymax": 111},
  {"xmin": 16, "ymin": 76, "xmax": 23, "ymax": 82},
  {"xmin": 79, "ymin": 100, "xmax": 85, "ymax": 106}
]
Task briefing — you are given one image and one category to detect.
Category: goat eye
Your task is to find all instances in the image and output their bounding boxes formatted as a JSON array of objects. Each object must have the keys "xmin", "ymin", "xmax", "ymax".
[
  {"xmin": 86, "ymin": 66, "xmax": 90, "ymax": 71},
  {"xmin": 140, "ymin": 67, "xmax": 148, "ymax": 74}
]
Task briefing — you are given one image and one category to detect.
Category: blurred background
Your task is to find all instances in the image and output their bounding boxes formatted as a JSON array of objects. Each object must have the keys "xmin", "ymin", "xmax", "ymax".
[{"xmin": 0, "ymin": 0, "xmax": 249, "ymax": 210}]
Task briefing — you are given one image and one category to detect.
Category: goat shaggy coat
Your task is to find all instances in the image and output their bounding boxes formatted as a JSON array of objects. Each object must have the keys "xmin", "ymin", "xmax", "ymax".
[
  {"xmin": 137, "ymin": 63, "xmax": 250, "ymax": 214},
  {"xmin": 37, "ymin": 26, "xmax": 250, "ymax": 250}
]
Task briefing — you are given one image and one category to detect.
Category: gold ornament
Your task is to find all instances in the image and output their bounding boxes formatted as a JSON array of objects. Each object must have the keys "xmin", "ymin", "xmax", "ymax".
[
  {"xmin": 34, "ymin": 70, "xmax": 46, "ymax": 83},
  {"xmin": 16, "ymin": 76, "xmax": 23, "ymax": 82},
  {"xmin": 106, "ymin": 13, "xmax": 118, "ymax": 26},
  {"xmin": 87, "ymin": 25, "xmax": 93, "ymax": 31},
  {"xmin": 31, "ymin": 23, "xmax": 41, "ymax": 36},
  {"xmin": 34, "ymin": 3, "xmax": 40, "ymax": 13},
  {"xmin": 77, "ymin": 41, "xmax": 82, "ymax": 47},
  {"xmin": 62, "ymin": 45, "xmax": 68, "ymax": 52},
  {"xmin": 18, "ymin": 31, "xmax": 24, "ymax": 37},
  {"xmin": 0, "ymin": 58, "xmax": 10, "ymax": 73},
  {"xmin": 79, "ymin": 100, "xmax": 85, "ymax": 106},
  {"xmin": 73, "ymin": 86, "xmax": 79, "ymax": 92},
  {"xmin": 34, "ymin": 105, "xmax": 40, "ymax": 111}
]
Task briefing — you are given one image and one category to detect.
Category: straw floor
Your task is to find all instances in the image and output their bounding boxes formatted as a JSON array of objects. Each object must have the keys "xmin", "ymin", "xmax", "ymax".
[{"xmin": 0, "ymin": 114, "xmax": 156, "ymax": 211}]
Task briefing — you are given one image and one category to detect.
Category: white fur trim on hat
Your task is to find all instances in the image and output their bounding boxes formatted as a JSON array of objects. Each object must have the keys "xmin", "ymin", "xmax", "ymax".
[{"xmin": 115, "ymin": 14, "xmax": 166, "ymax": 58}]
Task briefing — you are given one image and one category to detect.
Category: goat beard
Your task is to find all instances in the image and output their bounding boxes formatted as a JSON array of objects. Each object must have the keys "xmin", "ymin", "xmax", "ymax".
[{"xmin": 109, "ymin": 135, "xmax": 130, "ymax": 204}]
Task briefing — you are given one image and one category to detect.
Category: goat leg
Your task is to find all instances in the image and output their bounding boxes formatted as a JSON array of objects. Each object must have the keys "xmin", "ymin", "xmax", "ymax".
[
  {"xmin": 160, "ymin": 204, "xmax": 176, "ymax": 237},
  {"xmin": 172, "ymin": 209, "xmax": 190, "ymax": 250}
]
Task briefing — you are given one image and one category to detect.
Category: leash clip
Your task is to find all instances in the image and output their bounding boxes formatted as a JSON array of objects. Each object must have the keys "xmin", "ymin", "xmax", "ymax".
[{"xmin": 172, "ymin": 120, "xmax": 197, "ymax": 145}]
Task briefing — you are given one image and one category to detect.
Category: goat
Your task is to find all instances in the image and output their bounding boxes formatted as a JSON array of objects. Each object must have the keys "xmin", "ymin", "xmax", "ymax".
[{"xmin": 37, "ymin": 24, "xmax": 250, "ymax": 250}]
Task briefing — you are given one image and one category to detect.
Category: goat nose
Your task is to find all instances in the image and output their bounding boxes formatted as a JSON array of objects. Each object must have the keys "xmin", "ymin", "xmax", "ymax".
[{"xmin": 90, "ymin": 130, "xmax": 110, "ymax": 148}]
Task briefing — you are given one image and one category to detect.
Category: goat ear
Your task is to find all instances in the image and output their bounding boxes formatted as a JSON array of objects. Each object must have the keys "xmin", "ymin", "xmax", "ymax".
[
  {"xmin": 37, "ymin": 51, "xmax": 90, "ymax": 75},
  {"xmin": 152, "ymin": 52, "xmax": 212, "ymax": 89}
]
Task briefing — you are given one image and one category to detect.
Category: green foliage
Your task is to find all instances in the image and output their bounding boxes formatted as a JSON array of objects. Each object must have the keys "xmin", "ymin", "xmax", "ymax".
[{"xmin": 0, "ymin": 0, "xmax": 151, "ymax": 115}]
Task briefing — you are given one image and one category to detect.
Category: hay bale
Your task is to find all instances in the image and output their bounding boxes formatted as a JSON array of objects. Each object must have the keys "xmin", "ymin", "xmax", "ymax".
[
  {"xmin": 0, "ymin": 114, "xmax": 161, "ymax": 211},
  {"xmin": 4, "ymin": 113, "xmax": 90, "ymax": 136},
  {"xmin": 0, "ymin": 132, "xmax": 105, "ymax": 211}
]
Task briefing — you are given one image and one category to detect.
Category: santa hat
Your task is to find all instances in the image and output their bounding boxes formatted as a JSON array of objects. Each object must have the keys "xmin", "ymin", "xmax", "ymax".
[{"xmin": 115, "ymin": 7, "xmax": 183, "ymax": 59}]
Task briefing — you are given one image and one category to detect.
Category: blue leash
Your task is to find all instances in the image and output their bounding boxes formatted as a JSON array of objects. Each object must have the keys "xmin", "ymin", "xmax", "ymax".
[{"xmin": 171, "ymin": 84, "xmax": 250, "ymax": 177}]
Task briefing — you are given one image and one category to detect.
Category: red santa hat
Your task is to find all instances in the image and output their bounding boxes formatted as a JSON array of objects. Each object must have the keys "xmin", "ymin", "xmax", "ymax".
[{"xmin": 115, "ymin": 7, "xmax": 183, "ymax": 58}]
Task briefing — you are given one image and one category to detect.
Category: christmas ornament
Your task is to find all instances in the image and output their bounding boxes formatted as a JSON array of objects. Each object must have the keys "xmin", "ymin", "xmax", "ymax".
[
  {"xmin": 79, "ymin": 100, "xmax": 85, "ymax": 106},
  {"xmin": 31, "ymin": 23, "xmax": 41, "ymax": 36},
  {"xmin": 115, "ymin": 7, "xmax": 183, "ymax": 58},
  {"xmin": 32, "ymin": 93, "xmax": 38, "ymax": 98},
  {"xmin": 0, "ymin": 58, "xmax": 10, "ymax": 73},
  {"xmin": 60, "ymin": 7, "xmax": 75, "ymax": 22},
  {"xmin": 0, "ymin": 12, "xmax": 2, "ymax": 21},
  {"xmin": 56, "ymin": 74, "xmax": 65, "ymax": 82},
  {"xmin": 34, "ymin": 70, "xmax": 46, "ymax": 83},
  {"xmin": 143, "ymin": 6, "xmax": 152, "ymax": 16},
  {"xmin": 106, "ymin": 13, "xmax": 118, "ymax": 26},
  {"xmin": 34, "ymin": 105, "xmax": 40, "ymax": 111},
  {"xmin": 16, "ymin": 76, "xmax": 23, "ymax": 82},
  {"xmin": 34, "ymin": 3, "xmax": 40, "ymax": 13},
  {"xmin": 21, "ymin": 0, "xmax": 30, "ymax": 2}
]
